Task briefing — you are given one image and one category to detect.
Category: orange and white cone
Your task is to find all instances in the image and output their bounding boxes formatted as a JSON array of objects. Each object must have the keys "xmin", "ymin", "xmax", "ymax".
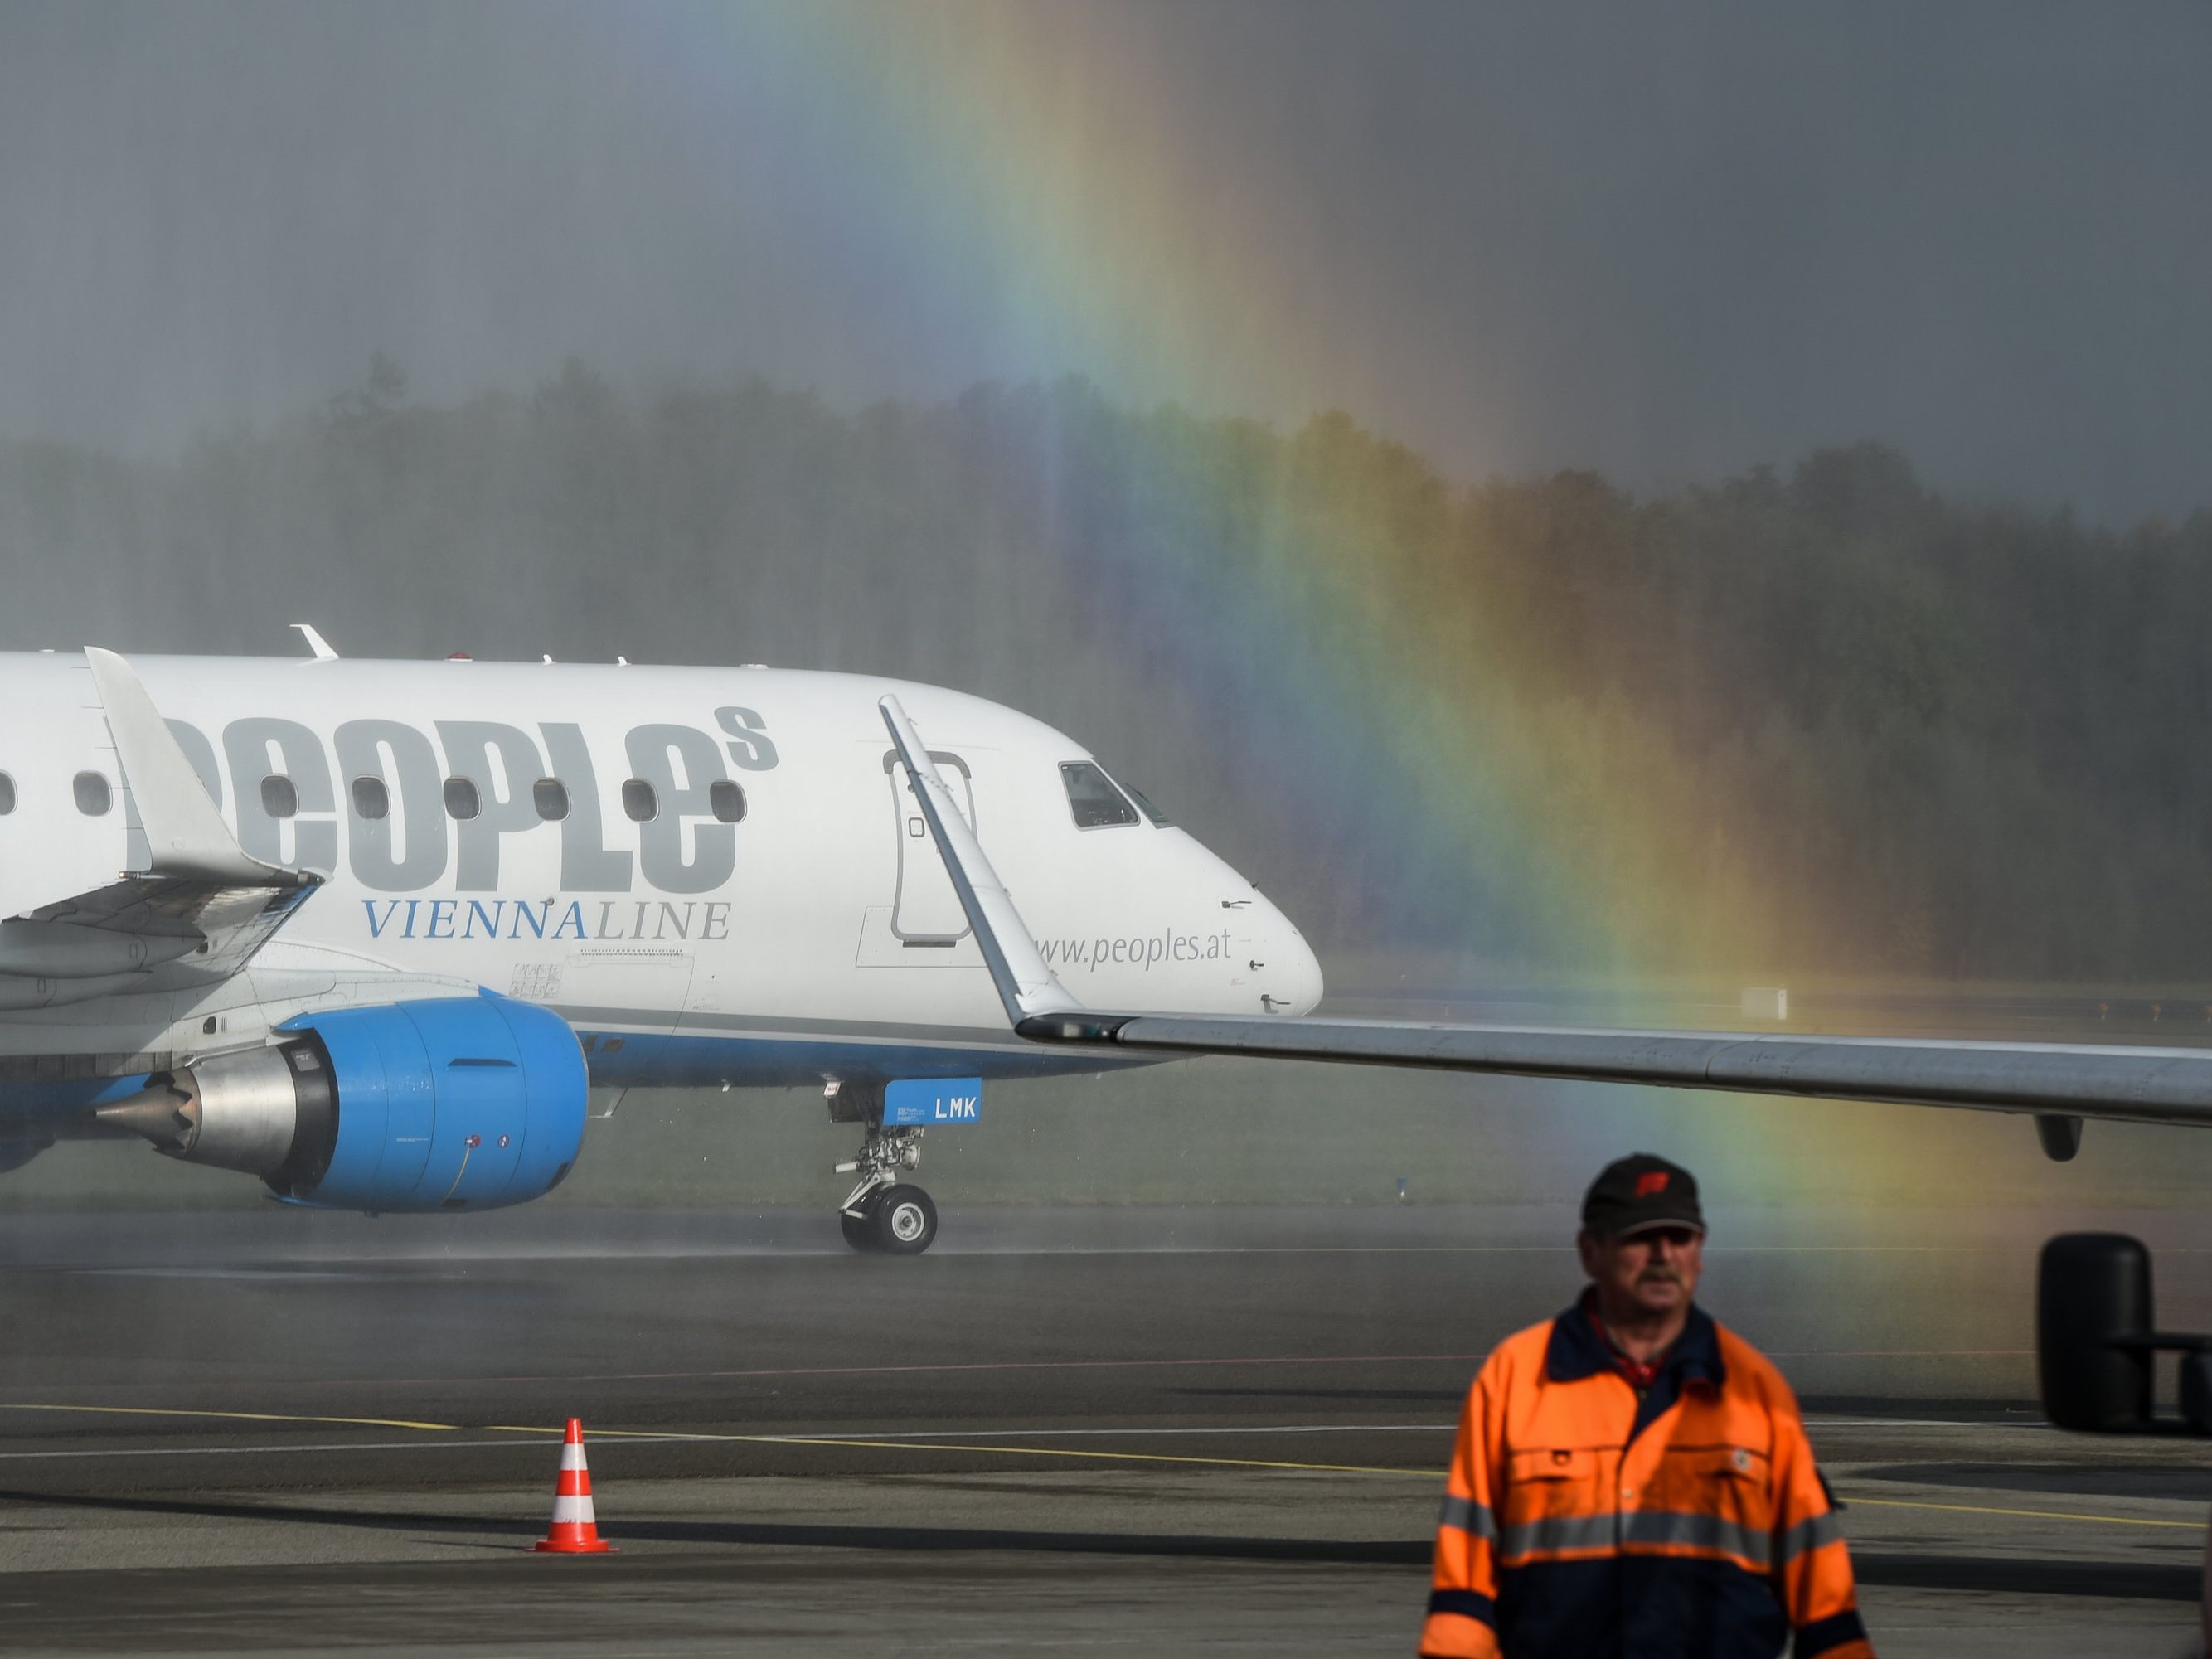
[{"xmin": 535, "ymin": 1418, "xmax": 614, "ymax": 1554}]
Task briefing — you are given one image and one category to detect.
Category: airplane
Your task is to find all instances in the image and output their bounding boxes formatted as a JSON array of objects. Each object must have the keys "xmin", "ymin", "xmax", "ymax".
[
  {"xmin": 4, "ymin": 640, "xmax": 2212, "ymax": 1268},
  {"xmin": 0, "ymin": 641, "xmax": 1323, "ymax": 1254}
]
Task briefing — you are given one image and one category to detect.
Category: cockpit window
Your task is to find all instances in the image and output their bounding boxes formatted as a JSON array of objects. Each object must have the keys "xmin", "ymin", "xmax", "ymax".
[
  {"xmin": 1060, "ymin": 761, "xmax": 1139, "ymax": 829},
  {"xmin": 1107, "ymin": 771, "xmax": 1171, "ymax": 827}
]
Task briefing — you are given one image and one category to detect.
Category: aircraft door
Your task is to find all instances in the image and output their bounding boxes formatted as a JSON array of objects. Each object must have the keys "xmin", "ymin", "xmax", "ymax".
[{"xmin": 883, "ymin": 749, "xmax": 975, "ymax": 944}]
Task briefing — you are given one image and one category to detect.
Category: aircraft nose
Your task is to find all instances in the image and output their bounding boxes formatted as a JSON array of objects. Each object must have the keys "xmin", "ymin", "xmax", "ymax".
[{"xmin": 1265, "ymin": 901, "xmax": 1325, "ymax": 1016}]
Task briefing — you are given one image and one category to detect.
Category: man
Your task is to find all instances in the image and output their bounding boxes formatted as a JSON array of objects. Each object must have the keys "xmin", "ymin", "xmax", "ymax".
[{"xmin": 1420, "ymin": 1154, "xmax": 1873, "ymax": 1658}]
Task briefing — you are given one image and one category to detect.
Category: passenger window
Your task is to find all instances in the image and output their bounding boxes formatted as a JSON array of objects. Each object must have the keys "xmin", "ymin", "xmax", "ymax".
[
  {"xmin": 1108, "ymin": 770, "xmax": 1171, "ymax": 827},
  {"xmin": 352, "ymin": 777, "xmax": 390, "ymax": 821},
  {"xmin": 73, "ymin": 772, "xmax": 112, "ymax": 816},
  {"xmin": 1060, "ymin": 761, "xmax": 1138, "ymax": 829},
  {"xmin": 622, "ymin": 779, "xmax": 657, "ymax": 822},
  {"xmin": 0, "ymin": 772, "xmax": 14, "ymax": 815},
  {"xmin": 533, "ymin": 779, "xmax": 570, "ymax": 822},
  {"xmin": 709, "ymin": 779, "xmax": 746, "ymax": 824},
  {"xmin": 444, "ymin": 777, "xmax": 481, "ymax": 821},
  {"xmin": 260, "ymin": 775, "xmax": 298, "ymax": 819}
]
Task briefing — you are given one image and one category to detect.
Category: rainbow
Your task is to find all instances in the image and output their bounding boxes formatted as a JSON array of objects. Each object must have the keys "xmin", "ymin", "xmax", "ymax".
[
  {"xmin": 614, "ymin": 4, "xmax": 1817, "ymax": 994},
  {"xmin": 582, "ymin": 2, "xmax": 2044, "ymax": 1202}
]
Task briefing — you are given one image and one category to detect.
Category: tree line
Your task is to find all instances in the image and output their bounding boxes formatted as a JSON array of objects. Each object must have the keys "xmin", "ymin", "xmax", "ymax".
[{"xmin": 2, "ymin": 359, "xmax": 2206, "ymax": 984}]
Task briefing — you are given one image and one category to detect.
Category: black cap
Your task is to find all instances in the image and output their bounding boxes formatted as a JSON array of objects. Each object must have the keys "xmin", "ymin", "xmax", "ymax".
[{"xmin": 1581, "ymin": 1153, "xmax": 1704, "ymax": 1239}]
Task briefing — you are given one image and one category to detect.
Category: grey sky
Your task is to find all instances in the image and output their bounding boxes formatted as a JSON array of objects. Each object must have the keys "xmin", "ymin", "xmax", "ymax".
[{"xmin": 0, "ymin": 0, "xmax": 2206, "ymax": 522}]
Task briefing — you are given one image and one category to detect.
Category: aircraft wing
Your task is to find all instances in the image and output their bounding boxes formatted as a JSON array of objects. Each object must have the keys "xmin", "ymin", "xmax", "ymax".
[
  {"xmin": 0, "ymin": 651, "xmax": 318, "ymax": 1003},
  {"xmin": 879, "ymin": 696, "xmax": 2212, "ymax": 1139}
]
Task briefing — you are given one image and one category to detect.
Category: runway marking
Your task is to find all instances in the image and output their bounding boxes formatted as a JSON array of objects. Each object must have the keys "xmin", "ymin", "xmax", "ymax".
[
  {"xmin": 65, "ymin": 1268, "xmax": 363, "ymax": 1281},
  {"xmin": 934, "ymin": 1417, "xmax": 2033, "ymax": 1435},
  {"xmin": 342, "ymin": 1352, "xmax": 1494, "ymax": 1388},
  {"xmin": 554, "ymin": 1432, "xmax": 2212, "ymax": 1523},
  {"xmin": 0, "ymin": 1404, "xmax": 460, "ymax": 1433},
  {"xmin": 1180, "ymin": 1248, "xmax": 2059, "ymax": 1256},
  {"xmin": 481, "ymin": 1424, "xmax": 2212, "ymax": 1512},
  {"xmin": 1765, "ymin": 1351, "xmax": 2031, "ymax": 1359},
  {"xmin": 1806, "ymin": 1417, "xmax": 2043, "ymax": 1429},
  {"xmin": 0, "ymin": 1425, "xmax": 1458, "ymax": 1462},
  {"xmin": 345, "ymin": 1345, "xmax": 2030, "ymax": 1390},
  {"xmin": 308, "ymin": 1348, "xmax": 2031, "ymax": 1390},
  {"xmin": 0, "ymin": 1423, "xmax": 2196, "ymax": 1530},
  {"xmin": 1846, "ymin": 1495, "xmax": 2207, "ymax": 1530},
  {"xmin": 787, "ymin": 1424, "xmax": 1458, "ymax": 1439},
  {"xmin": 5, "ymin": 1347, "xmax": 2037, "ymax": 1400},
  {"xmin": 0, "ymin": 1438, "xmax": 543, "ymax": 1461},
  {"xmin": 0, "ymin": 1400, "xmax": 2049, "ymax": 1441},
  {"xmin": 479, "ymin": 1424, "xmax": 1434, "ymax": 1477},
  {"xmin": 991, "ymin": 1247, "xmax": 2008, "ymax": 1256}
]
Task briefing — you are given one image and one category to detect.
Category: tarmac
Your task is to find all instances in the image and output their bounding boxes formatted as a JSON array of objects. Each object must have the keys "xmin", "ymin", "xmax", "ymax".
[{"xmin": 2, "ymin": 1203, "xmax": 2208, "ymax": 1656}]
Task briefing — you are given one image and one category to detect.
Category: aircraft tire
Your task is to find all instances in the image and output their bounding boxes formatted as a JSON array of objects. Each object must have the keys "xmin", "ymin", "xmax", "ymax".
[
  {"xmin": 871, "ymin": 1184, "xmax": 938, "ymax": 1256},
  {"xmin": 839, "ymin": 1208, "xmax": 877, "ymax": 1252}
]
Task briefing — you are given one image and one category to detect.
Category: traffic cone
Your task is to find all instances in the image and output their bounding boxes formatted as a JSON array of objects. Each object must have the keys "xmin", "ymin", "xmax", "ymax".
[{"xmin": 534, "ymin": 1418, "xmax": 614, "ymax": 1553}]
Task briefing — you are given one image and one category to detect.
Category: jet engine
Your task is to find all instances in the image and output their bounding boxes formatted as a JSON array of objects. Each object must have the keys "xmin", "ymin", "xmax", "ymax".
[{"xmin": 100, "ymin": 996, "xmax": 586, "ymax": 1212}]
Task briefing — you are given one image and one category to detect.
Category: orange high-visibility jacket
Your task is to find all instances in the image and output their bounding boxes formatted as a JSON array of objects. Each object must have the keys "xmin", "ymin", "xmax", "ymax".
[{"xmin": 1421, "ymin": 1300, "xmax": 1873, "ymax": 1659}]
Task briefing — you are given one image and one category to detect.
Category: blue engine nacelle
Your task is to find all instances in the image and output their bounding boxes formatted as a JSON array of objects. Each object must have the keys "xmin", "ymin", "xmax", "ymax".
[{"xmin": 109, "ymin": 996, "xmax": 586, "ymax": 1212}]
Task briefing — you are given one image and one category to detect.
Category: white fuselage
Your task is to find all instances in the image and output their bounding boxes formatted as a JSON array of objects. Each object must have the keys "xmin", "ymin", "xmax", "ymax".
[{"xmin": 0, "ymin": 652, "xmax": 1321, "ymax": 1107}]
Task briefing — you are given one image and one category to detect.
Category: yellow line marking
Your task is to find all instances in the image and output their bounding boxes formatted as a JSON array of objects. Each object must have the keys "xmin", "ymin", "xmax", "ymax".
[
  {"xmin": 0, "ymin": 1404, "xmax": 459, "ymax": 1433},
  {"xmin": 1845, "ymin": 1495, "xmax": 2205, "ymax": 1530},
  {"xmin": 480, "ymin": 1424, "xmax": 1428, "ymax": 1476},
  {"xmin": 468, "ymin": 1424, "xmax": 2212, "ymax": 1506},
  {"xmin": 2, "ymin": 1406, "xmax": 2196, "ymax": 1524},
  {"xmin": 520, "ymin": 1427, "xmax": 2212, "ymax": 1513},
  {"xmin": 771, "ymin": 1438, "xmax": 1432, "ymax": 1477}
]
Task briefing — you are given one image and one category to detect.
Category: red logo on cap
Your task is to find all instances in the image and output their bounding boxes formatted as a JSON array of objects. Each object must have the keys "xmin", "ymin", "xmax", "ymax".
[{"xmin": 1635, "ymin": 1171, "xmax": 1670, "ymax": 1197}]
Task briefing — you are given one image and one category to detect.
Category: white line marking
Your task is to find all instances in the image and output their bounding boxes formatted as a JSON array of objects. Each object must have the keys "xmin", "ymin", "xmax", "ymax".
[
  {"xmin": 0, "ymin": 1438, "xmax": 545, "ymax": 1461},
  {"xmin": 67, "ymin": 1269, "xmax": 363, "ymax": 1281},
  {"xmin": 1806, "ymin": 1417, "xmax": 2045, "ymax": 1429},
  {"xmin": 0, "ymin": 1417, "xmax": 2049, "ymax": 1466},
  {"xmin": 19, "ymin": 1244, "xmax": 2072, "ymax": 1272},
  {"xmin": 789, "ymin": 1424, "xmax": 1457, "ymax": 1440},
  {"xmin": 0, "ymin": 1424, "xmax": 1460, "ymax": 1462}
]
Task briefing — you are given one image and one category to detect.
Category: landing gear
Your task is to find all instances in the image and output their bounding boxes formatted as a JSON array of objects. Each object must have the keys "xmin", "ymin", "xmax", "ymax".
[
  {"xmin": 871, "ymin": 1184, "xmax": 938, "ymax": 1255},
  {"xmin": 833, "ymin": 1118, "xmax": 938, "ymax": 1255}
]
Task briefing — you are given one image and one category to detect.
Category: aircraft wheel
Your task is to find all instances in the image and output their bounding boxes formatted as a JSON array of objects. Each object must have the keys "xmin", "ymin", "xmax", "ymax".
[
  {"xmin": 840, "ymin": 1206, "xmax": 877, "ymax": 1252},
  {"xmin": 871, "ymin": 1184, "xmax": 938, "ymax": 1256}
]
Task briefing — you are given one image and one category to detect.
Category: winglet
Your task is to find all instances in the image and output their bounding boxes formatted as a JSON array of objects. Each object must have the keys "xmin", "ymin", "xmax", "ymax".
[
  {"xmin": 85, "ymin": 648, "xmax": 300, "ymax": 886},
  {"xmin": 290, "ymin": 623, "xmax": 339, "ymax": 661},
  {"xmin": 878, "ymin": 695, "xmax": 1081, "ymax": 1026}
]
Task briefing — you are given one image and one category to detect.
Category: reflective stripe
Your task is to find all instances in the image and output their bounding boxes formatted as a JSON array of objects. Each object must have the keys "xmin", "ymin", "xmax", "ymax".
[
  {"xmin": 550, "ymin": 1493, "xmax": 596, "ymax": 1524},
  {"xmin": 1623, "ymin": 1510, "xmax": 1772, "ymax": 1568},
  {"xmin": 1780, "ymin": 1509, "xmax": 1845, "ymax": 1563},
  {"xmin": 1500, "ymin": 1510, "xmax": 1773, "ymax": 1568},
  {"xmin": 1438, "ymin": 1494, "xmax": 1498, "ymax": 1539},
  {"xmin": 1500, "ymin": 1514, "xmax": 1615, "ymax": 1557}
]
